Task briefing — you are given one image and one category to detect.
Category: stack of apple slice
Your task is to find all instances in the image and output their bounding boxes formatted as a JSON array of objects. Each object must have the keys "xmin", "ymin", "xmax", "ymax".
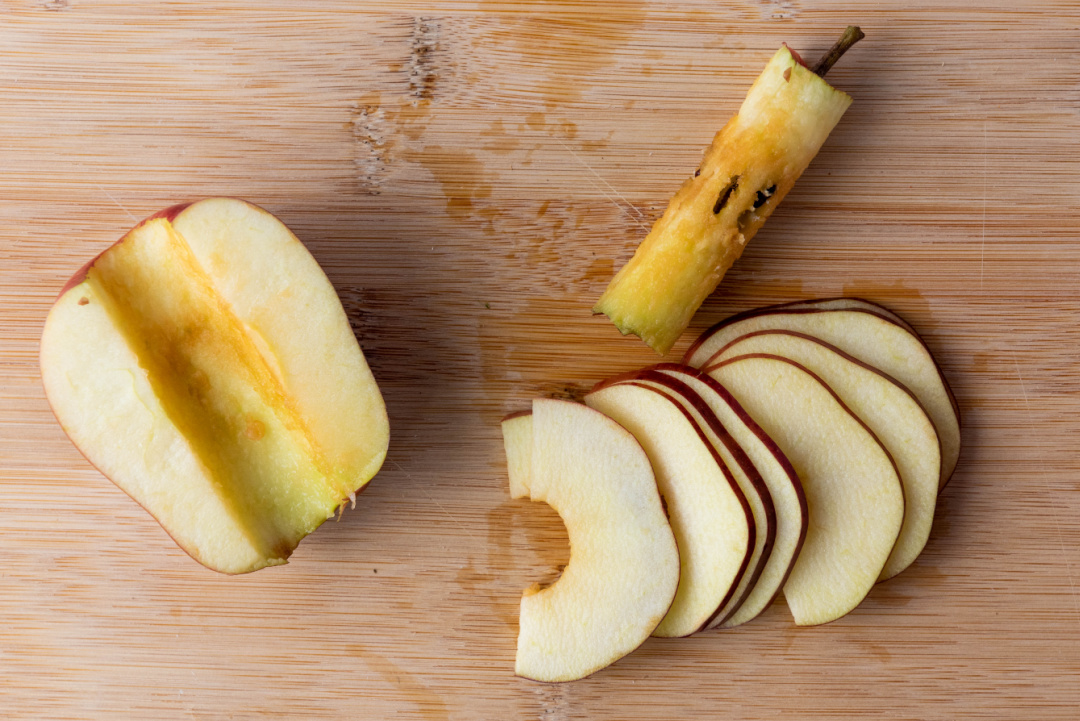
[{"xmin": 502, "ymin": 298, "xmax": 958, "ymax": 681}]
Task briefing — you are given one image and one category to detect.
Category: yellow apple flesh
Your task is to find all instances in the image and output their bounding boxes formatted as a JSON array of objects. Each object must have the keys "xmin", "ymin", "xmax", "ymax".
[{"xmin": 509, "ymin": 399, "xmax": 680, "ymax": 682}]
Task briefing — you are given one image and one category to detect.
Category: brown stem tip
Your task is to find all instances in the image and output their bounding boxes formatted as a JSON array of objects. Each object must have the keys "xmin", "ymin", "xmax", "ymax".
[{"xmin": 811, "ymin": 26, "xmax": 865, "ymax": 77}]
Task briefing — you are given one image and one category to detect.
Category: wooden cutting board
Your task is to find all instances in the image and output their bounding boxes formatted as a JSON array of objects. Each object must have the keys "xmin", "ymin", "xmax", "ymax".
[{"xmin": 2, "ymin": 1, "xmax": 1078, "ymax": 718}]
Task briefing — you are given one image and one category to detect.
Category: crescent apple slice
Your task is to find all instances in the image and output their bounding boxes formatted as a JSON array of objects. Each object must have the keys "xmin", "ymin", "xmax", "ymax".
[
  {"xmin": 709, "ymin": 355, "xmax": 904, "ymax": 625},
  {"xmin": 685, "ymin": 306, "xmax": 960, "ymax": 487},
  {"xmin": 585, "ymin": 383, "xmax": 752, "ymax": 637},
  {"xmin": 510, "ymin": 399, "xmax": 679, "ymax": 682},
  {"xmin": 706, "ymin": 332, "xmax": 940, "ymax": 580},
  {"xmin": 602, "ymin": 370, "xmax": 777, "ymax": 628},
  {"xmin": 649, "ymin": 364, "xmax": 807, "ymax": 628}
]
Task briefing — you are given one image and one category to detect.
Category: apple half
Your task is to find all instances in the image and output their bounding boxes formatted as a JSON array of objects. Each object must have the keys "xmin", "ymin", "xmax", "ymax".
[
  {"xmin": 684, "ymin": 304, "xmax": 960, "ymax": 487},
  {"xmin": 40, "ymin": 198, "xmax": 389, "ymax": 574},
  {"xmin": 708, "ymin": 355, "xmax": 904, "ymax": 626},
  {"xmin": 648, "ymin": 364, "xmax": 807, "ymax": 628},
  {"xmin": 506, "ymin": 400, "xmax": 680, "ymax": 683},
  {"xmin": 585, "ymin": 382, "xmax": 752, "ymax": 637},
  {"xmin": 706, "ymin": 332, "xmax": 940, "ymax": 580}
]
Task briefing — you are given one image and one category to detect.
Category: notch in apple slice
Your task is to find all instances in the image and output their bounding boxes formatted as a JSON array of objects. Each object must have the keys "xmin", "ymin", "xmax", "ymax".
[
  {"xmin": 585, "ymin": 381, "xmax": 752, "ymax": 637},
  {"xmin": 684, "ymin": 302, "xmax": 959, "ymax": 489},
  {"xmin": 708, "ymin": 355, "xmax": 904, "ymax": 626},
  {"xmin": 706, "ymin": 332, "xmax": 940, "ymax": 581},
  {"xmin": 600, "ymin": 370, "xmax": 778, "ymax": 628},
  {"xmin": 646, "ymin": 364, "xmax": 807, "ymax": 628},
  {"xmin": 507, "ymin": 400, "xmax": 680, "ymax": 683}
]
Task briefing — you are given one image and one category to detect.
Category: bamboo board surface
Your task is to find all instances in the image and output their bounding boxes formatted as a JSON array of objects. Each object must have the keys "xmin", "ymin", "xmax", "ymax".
[{"xmin": 2, "ymin": 1, "xmax": 1079, "ymax": 718}]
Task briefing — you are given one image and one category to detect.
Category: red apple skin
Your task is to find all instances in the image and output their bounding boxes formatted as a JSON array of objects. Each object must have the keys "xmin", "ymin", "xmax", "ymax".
[
  {"xmin": 782, "ymin": 43, "xmax": 809, "ymax": 68},
  {"xmin": 501, "ymin": 409, "xmax": 532, "ymax": 423}
]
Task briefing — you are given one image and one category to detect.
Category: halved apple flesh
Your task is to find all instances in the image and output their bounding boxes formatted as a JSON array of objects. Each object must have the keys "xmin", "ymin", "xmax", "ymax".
[
  {"xmin": 586, "ymin": 383, "xmax": 751, "ymax": 637},
  {"xmin": 707, "ymin": 332, "xmax": 939, "ymax": 580},
  {"xmin": 512, "ymin": 399, "xmax": 679, "ymax": 682},
  {"xmin": 604, "ymin": 370, "xmax": 776, "ymax": 627},
  {"xmin": 40, "ymin": 198, "xmax": 389, "ymax": 574},
  {"xmin": 685, "ymin": 307, "xmax": 960, "ymax": 487},
  {"xmin": 649, "ymin": 364, "xmax": 807, "ymax": 628},
  {"xmin": 709, "ymin": 355, "xmax": 904, "ymax": 626}
]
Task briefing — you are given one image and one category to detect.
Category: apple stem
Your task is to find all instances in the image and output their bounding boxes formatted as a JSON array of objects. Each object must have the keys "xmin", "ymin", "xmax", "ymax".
[{"xmin": 811, "ymin": 26, "xmax": 865, "ymax": 77}]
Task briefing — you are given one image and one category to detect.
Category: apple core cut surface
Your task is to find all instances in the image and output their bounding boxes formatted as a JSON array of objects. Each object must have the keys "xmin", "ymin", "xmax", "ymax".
[
  {"xmin": 585, "ymin": 384, "xmax": 751, "ymax": 637},
  {"xmin": 710, "ymin": 332, "xmax": 940, "ymax": 580},
  {"xmin": 685, "ymin": 308, "xmax": 959, "ymax": 487},
  {"xmin": 515, "ymin": 399, "xmax": 679, "ymax": 683},
  {"xmin": 709, "ymin": 355, "xmax": 904, "ymax": 626}
]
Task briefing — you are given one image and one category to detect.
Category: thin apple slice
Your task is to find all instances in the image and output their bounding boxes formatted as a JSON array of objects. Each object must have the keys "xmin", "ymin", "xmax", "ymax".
[
  {"xmin": 706, "ymin": 332, "xmax": 940, "ymax": 580},
  {"xmin": 501, "ymin": 411, "xmax": 533, "ymax": 500},
  {"xmin": 514, "ymin": 399, "xmax": 679, "ymax": 683},
  {"xmin": 709, "ymin": 355, "xmax": 904, "ymax": 626},
  {"xmin": 684, "ymin": 306, "xmax": 959, "ymax": 488},
  {"xmin": 40, "ymin": 199, "xmax": 388, "ymax": 574},
  {"xmin": 750, "ymin": 297, "xmax": 918, "ymax": 335},
  {"xmin": 649, "ymin": 364, "xmax": 807, "ymax": 628},
  {"xmin": 585, "ymin": 383, "xmax": 752, "ymax": 637},
  {"xmin": 603, "ymin": 371, "xmax": 775, "ymax": 627}
]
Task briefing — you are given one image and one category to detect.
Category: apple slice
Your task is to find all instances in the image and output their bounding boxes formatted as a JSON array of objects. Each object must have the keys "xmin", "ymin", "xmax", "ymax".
[
  {"xmin": 513, "ymin": 398, "xmax": 679, "ymax": 683},
  {"xmin": 709, "ymin": 355, "xmax": 904, "ymax": 626},
  {"xmin": 706, "ymin": 332, "xmax": 940, "ymax": 580},
  {"xmin": 602, "ymin": 371, "xmax": 776, "ymax": 627},
  {"xmin": 648, "ymin": 364, "xmax": 807, "ymax": 628},
  {"xmin": 748, "ymin": 297, "xmax": 918, "ymax": 335},
  {"xmin": 501, "ymin": 411, "xmax": 533, "ymax": 500},
  {"xmin": 685, "ymin": 306, "xmax": 960, "ymax": 488},
  {"xmin": 585, "ymin": 382, "xmax": 752, "ymax": 637},
  {"xmin": 40, "ymin": 199, "xmax": 389, "ymax": 574}
]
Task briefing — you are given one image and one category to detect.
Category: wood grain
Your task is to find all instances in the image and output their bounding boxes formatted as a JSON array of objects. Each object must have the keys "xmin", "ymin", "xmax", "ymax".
[{"xmin": 2, "ymin": 1, "xmax": 1079, "ymax": 718}]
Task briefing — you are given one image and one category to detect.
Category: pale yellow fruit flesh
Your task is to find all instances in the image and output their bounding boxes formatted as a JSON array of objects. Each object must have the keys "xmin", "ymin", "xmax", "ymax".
[
  {"xmin": 515, "ymin": 399, "xmax": 679, "ymax": 683},
  {"xmin": 653, "ymin": 367, "xmax": 806, "ymax": 628},
  {"xmin": 501, "ymin": 413, "xmax": 533, "ymax": 500},
  {"xmin": 586, "ymin": 384, "xmax": 750, "ymax": 637},
  {"xmin": 686, "ymin": 309, "xmax": 960, "ymax": 487},
  {"xmin": 41, "ymin": 276, "xmax": 269, "ymax": 572},
  {"xmin": 87, "ymin": 219, "xmax": 344, "ymax": 558},
  {"xmin": 710, "ymin": 356, "xmax": 904, "ymax": 626},
  {"xmin": 709, "ymin": 332, "xmax": 940, "ymax": 580},
  {"xmin": 595, "ymin": 46, "xmax": 852, "ymax": 354},
  {"xmin": 172, "ymin": 199, "xmax": 388, "ymax": 486},
  {"xmin": 620, "ymin": 377, "xmax": 774, "ymax": 627},
  {"xmin": 40, "ymin": 200, "xmax": 388, "ymax": 573}
]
